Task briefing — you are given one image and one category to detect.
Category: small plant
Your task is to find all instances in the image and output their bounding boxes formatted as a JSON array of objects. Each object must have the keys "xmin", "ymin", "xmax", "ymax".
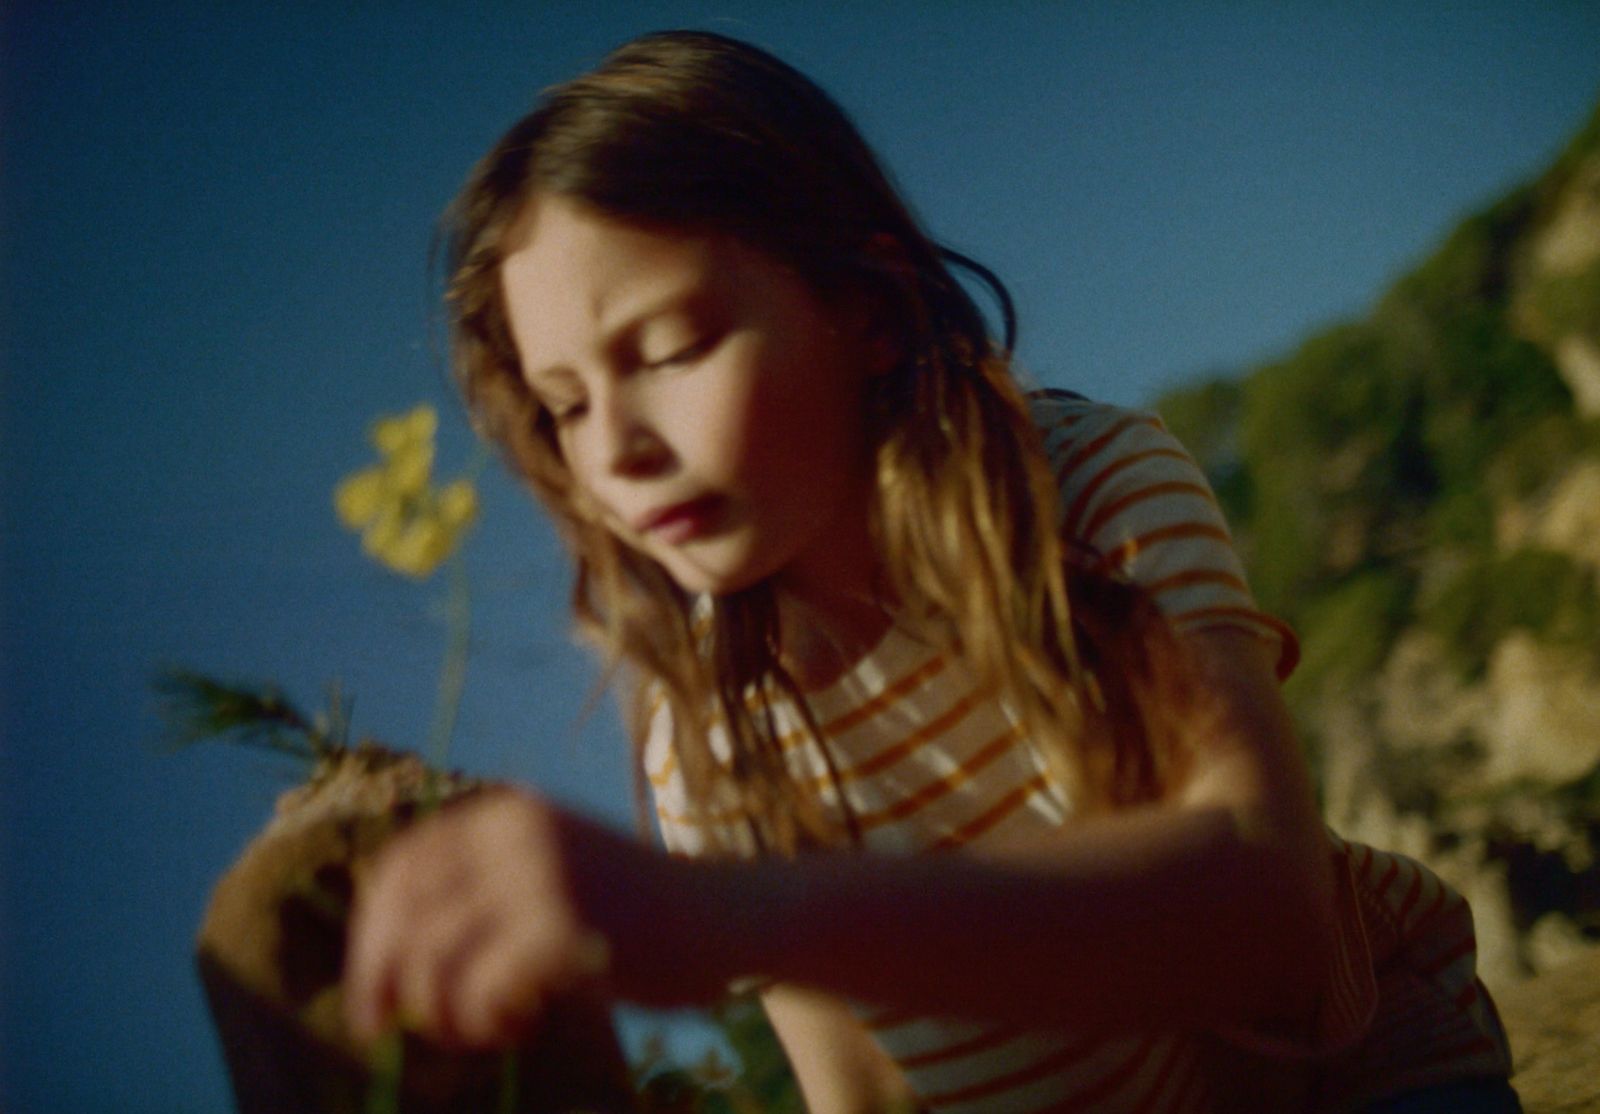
[
  {"xmin": 155, "ymin": 671, "xmax": 348, "ymax": 766},
  {"xmin": 159, "ymin": 403, "xmax": 481, "ymax": 770},
  {"xmin": 333, "ymin": 403, "xmax": 481, "ymax": 768},
  {"xmin": 165, "ymin": 403, "xmax": 501, "ymax": 1114},
  {"xmin": 333, "ymin": 404, "xmax": 478, "ymax": 582}
]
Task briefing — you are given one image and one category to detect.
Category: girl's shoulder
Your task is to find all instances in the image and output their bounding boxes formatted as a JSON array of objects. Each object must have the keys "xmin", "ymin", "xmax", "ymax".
[
  {"xmin": 1025, "ymin": 387, "xmax": 1168, "ymax": 457},
  {"xmin": 1023, "ymin": 387, "xmax": 1189, "ymax": 516},
  {"xmin": 1027, "ymin": 386, "xmax": 1302, "ymax": 678}
]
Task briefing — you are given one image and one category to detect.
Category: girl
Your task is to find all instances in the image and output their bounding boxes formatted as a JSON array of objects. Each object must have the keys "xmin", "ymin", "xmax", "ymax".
[{"xmin": 342, "ymin": 31, "xmax": 1518, "ymax": 1113}]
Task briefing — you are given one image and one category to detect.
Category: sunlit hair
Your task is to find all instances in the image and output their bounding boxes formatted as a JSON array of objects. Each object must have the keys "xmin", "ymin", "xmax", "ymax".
[{"xmin": 443, "ymin": 30, "xmax": 1194, "ymax": 853}]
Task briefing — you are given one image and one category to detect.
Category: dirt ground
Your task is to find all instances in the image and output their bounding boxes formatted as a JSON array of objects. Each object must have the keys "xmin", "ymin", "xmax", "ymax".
[{"xmin": 1494, "ymin": 946, "xmax": 1600, "ymax": 1113}]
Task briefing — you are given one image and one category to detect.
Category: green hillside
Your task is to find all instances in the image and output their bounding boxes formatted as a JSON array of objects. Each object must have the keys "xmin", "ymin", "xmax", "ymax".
[
  {"xmin": 1158, "ymin": 100, "xmax": 1600, "ymax": 975},
  {"xmin": 1160, "ymin": 100, "xmax": 1600, "ymax": 696}
]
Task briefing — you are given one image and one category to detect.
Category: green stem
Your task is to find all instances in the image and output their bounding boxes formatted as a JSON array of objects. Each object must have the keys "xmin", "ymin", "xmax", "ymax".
[
  {"xmin": 365, "ymin": 1029, "xmax": 404, "ymax": 1114},
  {"xmin": 426, "ymin": 548, "xmax": 471, "ymax": 772},
  {"xmin": 496, "ymin": 1050, "xmax": 521, "ymax": 1114}
]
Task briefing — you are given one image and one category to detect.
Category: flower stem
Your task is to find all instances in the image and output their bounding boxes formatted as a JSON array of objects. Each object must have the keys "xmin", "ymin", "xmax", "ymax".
[
  {"xmin": 365, "ymin": 1030, "xmax": 403, "ymax": 1114},
  {"xmin": 426, "ymin": 548, "xmax": 472, "ymax": 772}
]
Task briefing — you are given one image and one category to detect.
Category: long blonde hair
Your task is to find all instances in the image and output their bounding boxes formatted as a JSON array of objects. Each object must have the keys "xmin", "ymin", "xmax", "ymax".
[{"xmin": 443, "ymin": 31, "xmax": 1192, "ymax": 854}]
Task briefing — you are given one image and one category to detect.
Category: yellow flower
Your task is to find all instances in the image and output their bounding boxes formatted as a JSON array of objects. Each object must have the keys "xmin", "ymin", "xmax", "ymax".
[
  {"xmin": 371, "ymin": 405, "xmax": 437, "ymax": 457},
  {"xmin": 334, "ymin": 404, "xmax": 478, "ymax": 579},
  {"xmin": 436, "ymin": 479, "xmax": 478, "ymax": 530},
  {"xmin": 370, "ymin": 517, "xmax": 455, "ymax": 579},
  {"xmin": 385, "ymin": 440, "xmax": 434, "ymax": 498},
  {"xmin": 333, "ymin": 466, "xmax": 388, "ymax": 530}
]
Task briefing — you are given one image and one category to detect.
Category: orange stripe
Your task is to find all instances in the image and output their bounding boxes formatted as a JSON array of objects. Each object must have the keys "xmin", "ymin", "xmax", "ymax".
[
  {"xmin": 1166, "ymin": 606, "xmax": 1300, "ymax": 677},
  {"xmin": 858, "ymin": 726, "xmax": 1024, "ymax": 833},
  {"xmin": 894, "ymin": 1023, "xmax": 1021, "ymax": 1070},
  {"xmin": 815, "ymin": 653, "xmax": 948, "ymax": 738},
  {"xmin": 1396, "ymin": 866, "xmax": 1426, "ymax": 925},
  {"xmin": 1424, "ymin": 1032, "xmax": 1501, "ymax": 1062},
  {"xmin": 647, "ymin": 748, "xmax": 677, "ymax": 788},
  {"xmin": 918, "ymin": 1034, "xmax": 1102, "ymax": 1106},
  {"xmin": 1130, "ymin": 1040, "xmax": 1190, "ymax": 1114},
  {"xmin": 650, "ymin": 651, "xmax": 948, "ymax": 784},
  {"xmin": 1418, "ymin": 933, "xmax": 1477, "ymax": 979},
  {"xmin": 1054, "ymin": 412, "xmax": 1163, "ymax": 491},
  {"xmin": 1374, "ymin": 857, "xmax": 1401, "ymax": 899},
  {"xmin": 808, "ymin": 687, "xmax": 981, "ymax": 791},
  {"xmin": 768, "ymin": 653, "xmax": 949, "ymax": 754},
  {"xmin": 655, "ymin": 803, "xmax": 730, "ymax": 828},
  {"xmin": 1062, "ymin": 447, "xmax": 1192, "ymax": 540},
  {"xmin": 1164, "ymin": 1055, "xmax": 1208, "ymax": 1114},
  {"xmin": 1145, "ymin": 567, "xmax": 1251, "ymax": 598},
  {"xmin": 1056, "ymin": 1038, "xmax": 1156, "ymax": 1110},
  {"xmin": 1097, "ymin": 522, "xmax": 1231, "ymax": 573},
  {"xmin": 862, "ymin": 1002, "xmax": 923, "ymax": 1032},
  {"xmin": 928, "ymin": 772, "xmax": 1050, "ymax": 852},
  {"xmin": 1168, "ymin": 604, "xmax": 1275, "ymax": 632},
  {"xmin": 1082, "ymin": 481, "xmax": 1218, "ymax": 543},
  {"xmin": 1407, "ymin": 877, "xmax": 1453, "ymax": 935}
]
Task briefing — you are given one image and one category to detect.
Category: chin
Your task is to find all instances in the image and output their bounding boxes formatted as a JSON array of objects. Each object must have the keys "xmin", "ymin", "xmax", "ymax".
[
  {"xmin": 657, "ymin": 551, "xmax": 776, "ymax": 599},
  {"xmin": 665, "ymin": 569, "xmax": 763, "ymax": 598}
]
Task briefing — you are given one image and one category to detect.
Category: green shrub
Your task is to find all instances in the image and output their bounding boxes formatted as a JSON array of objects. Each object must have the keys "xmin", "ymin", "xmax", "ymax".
[
  {"xmin": 1523, "ymin": 257, "xmax": 1600, "ymax": 342},
  {"xmin": 1287, "ymin": 569, "xmax": 1414, "ymax": 696},
  {"xmin": 1419, "ymin": 547, "xmax": 1600, "ymax": 678}
]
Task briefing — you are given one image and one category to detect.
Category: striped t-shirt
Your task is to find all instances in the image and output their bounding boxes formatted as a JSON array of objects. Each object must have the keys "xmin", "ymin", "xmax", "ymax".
[{"xmin": 646, "ymin": 392, "xmax": 1511, "ymax": 1112}]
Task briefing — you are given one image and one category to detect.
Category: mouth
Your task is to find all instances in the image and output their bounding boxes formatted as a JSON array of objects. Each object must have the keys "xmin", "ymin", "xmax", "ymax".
[{"xmin": 632, "ymin": 495, "xmax": 725, "ymax": 544}]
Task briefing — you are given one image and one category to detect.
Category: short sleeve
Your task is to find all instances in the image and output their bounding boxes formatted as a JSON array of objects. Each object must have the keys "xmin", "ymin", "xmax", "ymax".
[
  {"xmin": 1031, "ymin": 390, "xmax": 1300, "ymax": 680},
  {"xmin": 1213, "ymin": 834, "xmax": 1378, "ymax": 1061}
]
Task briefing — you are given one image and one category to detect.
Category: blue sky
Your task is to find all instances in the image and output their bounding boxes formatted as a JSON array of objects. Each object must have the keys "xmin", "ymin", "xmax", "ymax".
[{"xmin": 4, "ymin": 3, "xmax": 1599, "ymax": 1111}]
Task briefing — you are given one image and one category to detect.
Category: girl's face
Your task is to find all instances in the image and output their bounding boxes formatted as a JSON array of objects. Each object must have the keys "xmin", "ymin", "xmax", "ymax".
[{"xmin": 500, "ymin": 195, "xmax": 882, "ymax": 602}]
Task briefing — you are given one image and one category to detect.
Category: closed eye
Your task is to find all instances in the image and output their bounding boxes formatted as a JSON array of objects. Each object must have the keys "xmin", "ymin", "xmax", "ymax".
[
  {"xmin": 647, "ymin": 334, "xmax": 716, "ymax": 369},
  {"xmin": 546, "ymin": 398, "xmax": 588, "ymax": 425}
]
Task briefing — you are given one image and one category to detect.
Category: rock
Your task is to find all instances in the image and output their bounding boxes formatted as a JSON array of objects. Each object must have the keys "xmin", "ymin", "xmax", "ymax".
[
  {"xmin": 1374, "ymin": 631, "xmax": 1485, "ymax": 753},
  {"xmin": 1532, "ymin": 459, "xmax": 1600, "ymax": 566},
  {"xmin": 1493, "ymin": 944, "xmax": 1600, "ymax": 1113},
  {"xmin": 1527, "ymin": 155, "xmax": 1600, "ymax": 277},
  {"xmin": 196, "ymin": 745, "xmax": 637, "ymax": 1114},
  {"xmin": 1480, "ymin": 633, "xmax": 1600, "ymax": 786},
  {"xmin": 1553, "ymin": 334, "xmax": 1600, "ymax": 419}
]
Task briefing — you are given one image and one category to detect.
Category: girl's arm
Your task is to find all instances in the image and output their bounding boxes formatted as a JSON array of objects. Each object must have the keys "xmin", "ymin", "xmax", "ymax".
[
  {"xmin": 759, "ymin": 984, "xmax": 918, "ymax": 1114},
  {"xmin": 344, "ymin": 627, "xmax": 1335, "ymax": 1044},
  {"xmin": 679, "ymin": 628, "xmax": 1335, "ymax": 1033}
]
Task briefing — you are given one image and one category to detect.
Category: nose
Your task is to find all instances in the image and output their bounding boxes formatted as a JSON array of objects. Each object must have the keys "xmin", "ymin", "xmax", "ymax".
[{"xmin": 594, "ymin": 387, "xmax": 671, "ymax": 479}]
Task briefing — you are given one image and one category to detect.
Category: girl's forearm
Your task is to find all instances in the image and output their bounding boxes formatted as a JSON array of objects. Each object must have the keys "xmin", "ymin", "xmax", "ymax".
[{"xmin": 680, "ymin": 800, "xmax": 1333, "ymax": 1032}]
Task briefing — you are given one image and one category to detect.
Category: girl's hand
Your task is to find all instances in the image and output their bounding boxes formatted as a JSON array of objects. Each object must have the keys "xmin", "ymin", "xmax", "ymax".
[{"xmin": 341, "ymin": 788, "xmax": 717, "ymax": 1048}]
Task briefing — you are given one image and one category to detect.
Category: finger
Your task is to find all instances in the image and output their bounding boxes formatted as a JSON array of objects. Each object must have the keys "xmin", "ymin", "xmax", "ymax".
[
  {"xmin": 392, "ymin": 901, "xmax": 496, "ymax": 1046},
  {"xmin": 449, "ymin": 930, "xmax": 546, "ymax": 1048},
  {"xmin": 343, "ymin": 892, "xmax": 400, "ymax": 1042},
  {"xmin": 343, "ymin": 834, "xmax": 462, "ymax": 1040}
]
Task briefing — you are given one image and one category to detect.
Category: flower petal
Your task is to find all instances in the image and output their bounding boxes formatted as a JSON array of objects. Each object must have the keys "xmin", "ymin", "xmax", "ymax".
[
  {"xmin": 381, "ymin": 519, "xmax": 451, "ymax": 579},
  {"xmin": 437, "ymin": 479, "xmax": 479, "ymax": 531},
  {"xmin": 372, "ymin": 404, "xmax": 437, "ymax": 457},
  {"xmin": 333, "ymin": 467, "xmax": 390, "ymax": 530}
]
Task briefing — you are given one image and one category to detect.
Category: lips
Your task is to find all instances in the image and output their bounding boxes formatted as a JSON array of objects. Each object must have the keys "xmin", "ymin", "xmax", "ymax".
[{"xmin": 632, "ymin": 495, "xmax": 725, "ymax": 544}]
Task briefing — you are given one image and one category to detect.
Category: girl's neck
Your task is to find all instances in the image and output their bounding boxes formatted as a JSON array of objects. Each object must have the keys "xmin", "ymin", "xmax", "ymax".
[
  {"xmin": 777, "ymin": 588, "xmax": 895, "ymax": 692},
  {"xmin": 769, "ymin": 465, "xmax": 892, "ymax": 690}
]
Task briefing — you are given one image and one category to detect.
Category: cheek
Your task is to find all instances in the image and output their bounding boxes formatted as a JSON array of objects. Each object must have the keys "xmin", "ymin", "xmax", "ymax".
[
  {"xmin": 671, "ymin": 347, "xmax": 768, "ymax": 474},
  {"xmin": 552, "ymin": 434, "xmax": 622, "ymax": 530},
  {"xmin": 553, "ymin": 432, "xmax": 599, "ymax": 498}
]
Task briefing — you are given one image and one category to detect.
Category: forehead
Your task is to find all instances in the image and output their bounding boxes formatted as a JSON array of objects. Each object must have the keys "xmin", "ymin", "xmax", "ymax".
[{"xmin": 500, "ymin": 197, "xmax": 720, "ymax": 347}]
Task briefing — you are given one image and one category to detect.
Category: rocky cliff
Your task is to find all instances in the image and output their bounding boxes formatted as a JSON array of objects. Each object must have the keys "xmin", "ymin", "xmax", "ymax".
[{"xmin": 1158, "ymin": 102, "xmax": 1600, "ymax": 1106}]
